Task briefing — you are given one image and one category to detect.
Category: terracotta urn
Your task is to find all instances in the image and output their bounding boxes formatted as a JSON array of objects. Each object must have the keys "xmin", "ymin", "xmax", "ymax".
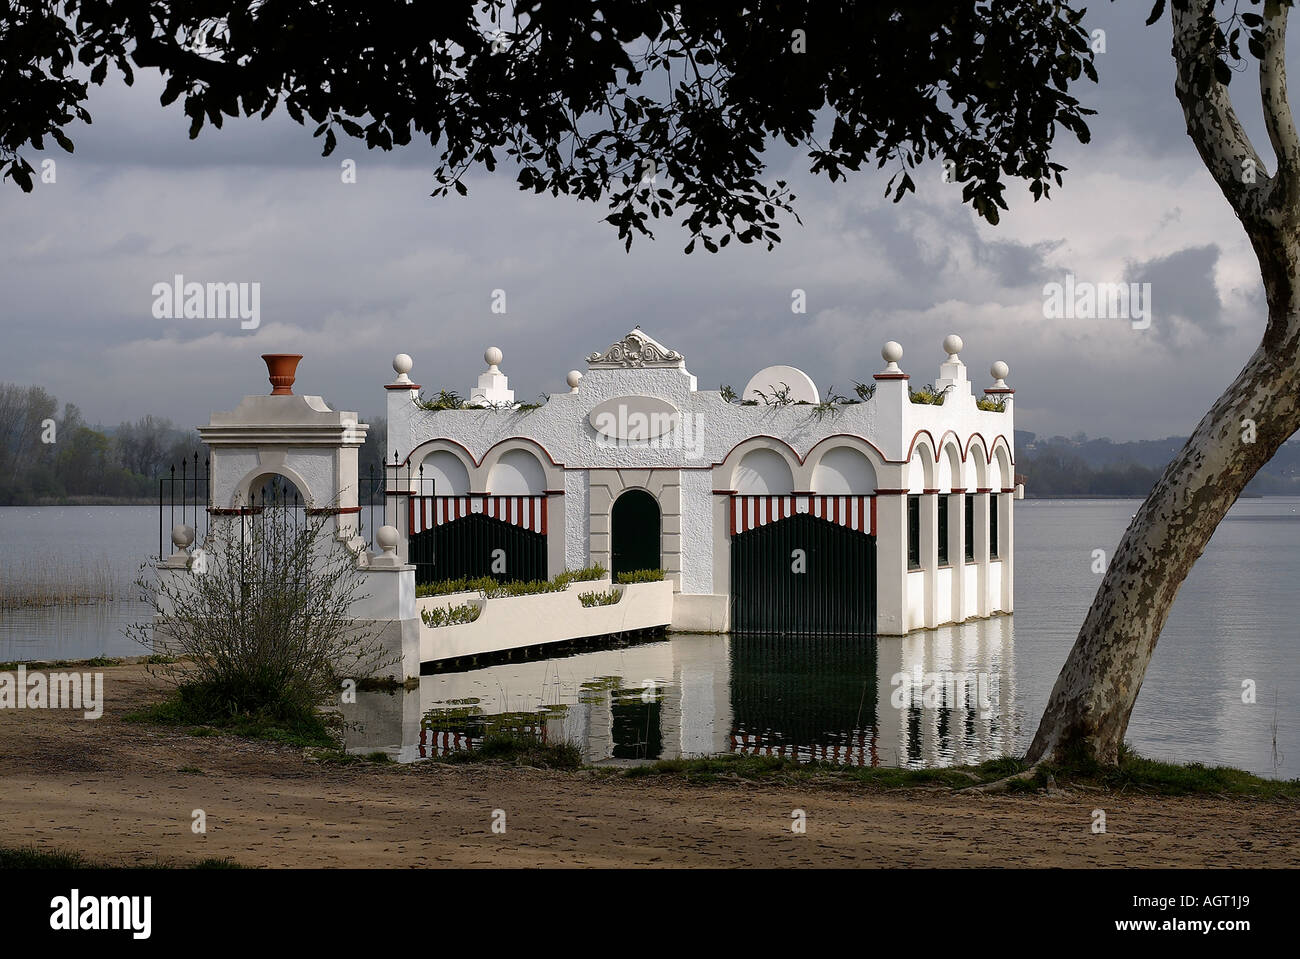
[{"xmin": 262, "ymin": 354, "xmax": 303, "ymax": 395}]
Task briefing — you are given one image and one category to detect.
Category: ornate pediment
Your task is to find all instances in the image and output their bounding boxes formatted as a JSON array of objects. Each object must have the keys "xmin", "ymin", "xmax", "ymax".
[{"xmin": 587, "ymin": 329, "xmax": 685, "ymax": 369}]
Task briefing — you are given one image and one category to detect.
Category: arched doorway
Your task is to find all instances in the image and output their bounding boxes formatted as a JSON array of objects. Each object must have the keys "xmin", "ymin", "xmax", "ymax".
[{"xmin": 611, "ymin": 489, "xmax": 661, "ymax": 577}]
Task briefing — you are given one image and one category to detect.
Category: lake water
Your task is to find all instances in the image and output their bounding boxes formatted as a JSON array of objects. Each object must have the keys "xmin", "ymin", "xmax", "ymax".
[{"xmin": 3, "ymin": 500, "xmax": 1298, "ymax": 777}]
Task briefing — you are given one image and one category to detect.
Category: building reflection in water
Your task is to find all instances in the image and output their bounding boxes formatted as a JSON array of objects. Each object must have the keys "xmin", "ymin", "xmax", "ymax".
[{"xmin": 341, "ymin": 617, "xmax": 1017, "ymax": 768}]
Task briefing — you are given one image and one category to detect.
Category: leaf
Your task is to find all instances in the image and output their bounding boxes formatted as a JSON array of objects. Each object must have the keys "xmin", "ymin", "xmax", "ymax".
[
  {"xmin": 1145, "ymin": 1, "xmax": 1166, "ymax": 27},
  {"xmin": 160, "ymin": 77, "xmax": 185, "ymax": 107}
]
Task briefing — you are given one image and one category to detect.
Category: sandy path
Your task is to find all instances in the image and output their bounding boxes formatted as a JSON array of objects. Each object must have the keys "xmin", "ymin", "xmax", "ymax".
[{"xmin": 1, "ymin": 666, "xmax": 1296, "ymax": 868}]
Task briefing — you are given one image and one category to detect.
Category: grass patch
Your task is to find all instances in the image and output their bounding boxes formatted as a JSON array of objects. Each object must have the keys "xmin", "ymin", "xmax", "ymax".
[
  {"xmin": 436, "ymin": 732, "xmax": 583, "ymax": 770},
  {"xmin": 1032, "ymin": 747, "xmax": 1300, "ymax": 799},
  {"xmin": 124, "ymin": 683, "xmax": 336, "ymax": 748},
  {"xmin": 0, "ymin": 845, "xmax": 243, "ymax": 869},
  {"xmin": 310, "ymin": 749, "xmax": 395, "ymax": 766},
  {"xmin": 608, "ymin": 750, "xmax": 1300, "ymax": 799},
  {"xmin": 0, "ymin": 656, "xmax": 126, "ymax": 671}
]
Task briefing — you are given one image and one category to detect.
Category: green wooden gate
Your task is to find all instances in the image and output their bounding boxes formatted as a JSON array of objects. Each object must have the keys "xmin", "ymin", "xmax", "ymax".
[{"xmin": 730, "ymin": 509, "xmax": 876, "ymax": 636}]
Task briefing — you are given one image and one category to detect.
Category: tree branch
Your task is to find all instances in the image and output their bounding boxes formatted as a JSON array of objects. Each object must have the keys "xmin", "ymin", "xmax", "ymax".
[
  {"xmin": 1171, "ymin": 0, "xmax": 1272, "ymax": 221},
  {"xmin": 1260, "ymin": 2, "xmax": 1300, "ymax": 209}
]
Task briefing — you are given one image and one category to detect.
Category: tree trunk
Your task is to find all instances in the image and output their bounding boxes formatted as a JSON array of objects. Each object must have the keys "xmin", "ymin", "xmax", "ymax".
[
  {"xmin": 1024, "ymin": 0, "xmax": 1300, "ymax": 766},
  {"xmin": 1026, "ymin": 313, "xmax": 1300, "ymax": 764}
]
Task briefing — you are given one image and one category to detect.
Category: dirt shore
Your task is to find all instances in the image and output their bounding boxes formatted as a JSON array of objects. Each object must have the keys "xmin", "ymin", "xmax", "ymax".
[{"xmin": 1, "ymin": 665, "xmax": 1296, "ymax": 868}]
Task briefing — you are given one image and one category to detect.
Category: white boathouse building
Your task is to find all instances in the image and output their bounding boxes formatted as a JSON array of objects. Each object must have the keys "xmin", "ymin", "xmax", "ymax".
[
  {"xmin": 166, "ymin": 330, "xmax": 1016, "ymax": 680},
  {"xmin": 385, "ymin": 329, "xmax": 1016, "ymax": 639}
]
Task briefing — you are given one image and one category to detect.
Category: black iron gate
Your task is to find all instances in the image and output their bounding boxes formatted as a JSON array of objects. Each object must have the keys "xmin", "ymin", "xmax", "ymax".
[
  {"xmin": 410, "ymin": 511, "xmax": 546, "ymax": 585},
  {"xmin": 730, "ymin": 513, "xmax": 876, "ymax": 636}
]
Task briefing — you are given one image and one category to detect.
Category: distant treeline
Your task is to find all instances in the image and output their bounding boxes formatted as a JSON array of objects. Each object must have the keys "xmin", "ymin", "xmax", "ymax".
[
  {"xmin": 0, "ymin": 381, "xmax": 390, "ymax": 506},
  {"xmin": 7, "ymin": 383, "xmax": 1300, "ymax": 504},
  {"xmin": 1016, "ymin": 431, "xmax": 1300, "ymax": 497}
]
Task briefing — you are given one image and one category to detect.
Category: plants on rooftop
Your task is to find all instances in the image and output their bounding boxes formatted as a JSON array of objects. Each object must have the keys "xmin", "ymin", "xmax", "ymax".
[
  {"xmin": 752, "ymin": 382, "xmax": 796, "ymax": 407},
  {"xmin": 414, "ymin": 389, "xmax": 467, "ymax": 411},
  {"xmin": 909, "ymin": 383, "xmax": 952, "ymax": 406}
]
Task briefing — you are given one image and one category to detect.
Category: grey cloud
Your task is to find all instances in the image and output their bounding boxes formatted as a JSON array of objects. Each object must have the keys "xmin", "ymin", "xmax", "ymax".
[{"xmin": 1125, "ymin": 244, "xmax": 1229, "ymax": 345}]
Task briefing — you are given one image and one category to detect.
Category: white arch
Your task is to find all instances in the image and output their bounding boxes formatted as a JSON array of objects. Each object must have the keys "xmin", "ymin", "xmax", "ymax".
[
  {"xmin": 991, "ymin": 441, "xmax": 1012, "ymax": 490},
  {"xmin": 230, "ymin": 464, "xmax": 315, "ymax": 508},
  {"xmin": 487, "ymin": 448, "xmax": 548, "ymax": 495},
  {"xmin": 907, "ymin": 440, "xmax": 935, "ymax": 493},
  {"xmin": 734, "ymin": 448, "xmax": 795, "ymax": 495},
  {"xmin": 810, "ymin": 445, "xmax": 878, "ymax": 495},
  {"xmin": 419, "ymin": 450, "xmax": 470, "ymax": 496},
  {"xmin": 965, "ymin": 439, "xmax": 989, "ymax": 489},
  {"xmin": 937, "ymin": 440, "xmax": 962, "ymax": 492}
]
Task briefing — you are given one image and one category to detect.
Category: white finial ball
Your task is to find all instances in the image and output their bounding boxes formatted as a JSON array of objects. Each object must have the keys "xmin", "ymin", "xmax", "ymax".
[
  {"xmin": 377, "ymin": 525, "xmax": 400, "ymax": 552},
  {"xmin": 991, "ymin": 360, "xmax": 1009, "ymax": 381},
  {"xmin": 393, "ymin": 353, "xmax": 413, "ymax": 375},
  {"xmin": 566, "ymin": 370, "xmax": 583, "ymax": 389},
  {"xmin": 172, "ymin": 523, "xmax": 195, "ymax": 549},
  {"xmin": 943, "ymin": 334, "xmax": 964, "ymax": 356},
  {"xmin": 882, "ymin": 341, "xmax": 904, "ymax": 364},
  {"xmin": 484, "ymin": 346, "xmax": 503, "ymax": 367}
]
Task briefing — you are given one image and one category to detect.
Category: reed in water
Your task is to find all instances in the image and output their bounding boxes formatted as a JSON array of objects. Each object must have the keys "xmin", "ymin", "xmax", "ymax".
[{"xmin": 0, "ymin": 556, "xmax": 120, "ymax": 610}]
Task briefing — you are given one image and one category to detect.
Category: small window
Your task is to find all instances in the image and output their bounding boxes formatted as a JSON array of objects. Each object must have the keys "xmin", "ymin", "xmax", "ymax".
[
  {"xmin": 937, "ymin": 496, "xmax": 949, "ymax": 566},
  {"xmin": 964, "ymin": 493, "xmax": 975, "ymax": 562},
  {"xmin": 990, "ymin": 495, "xmax": 1000, "ymax": 560},
  {"xmin": 907, "ymin": 495, "xmax": 920, "ymax": 569}
]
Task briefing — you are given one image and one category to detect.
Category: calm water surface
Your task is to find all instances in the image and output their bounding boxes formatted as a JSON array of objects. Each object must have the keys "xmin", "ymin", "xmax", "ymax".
[
  {"xmin": 0, "ymin": 506, "xmax": 155, "ymax": 661},
  {"xmin": 3, "ymin": 500, "xmax": 1298, "ymax": 776}
]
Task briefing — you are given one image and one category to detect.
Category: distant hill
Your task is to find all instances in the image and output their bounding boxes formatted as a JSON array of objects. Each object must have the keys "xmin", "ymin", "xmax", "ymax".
[{"xmin": 1014, "ymin": 430, "xmax": 1300, "ymax": 497}]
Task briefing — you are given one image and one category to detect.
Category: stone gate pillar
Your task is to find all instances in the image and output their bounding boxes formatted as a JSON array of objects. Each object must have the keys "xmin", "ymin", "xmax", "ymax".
[{"xmin": 160, "ymin": 353, "xmax": 423, "ymax": 681}]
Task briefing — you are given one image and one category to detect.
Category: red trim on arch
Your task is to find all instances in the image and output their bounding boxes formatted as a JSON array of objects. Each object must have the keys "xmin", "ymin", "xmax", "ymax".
[
  {"xmin": 397, "ymin": 435, "xmax": 563, "ymax": 469},
  {"xmin": 906, "ymin": 429, "xmax": 939, "ymax": 463},
  {"xmin": 714, "ymin": 434, "xmax": 897, "ymax": 469}
]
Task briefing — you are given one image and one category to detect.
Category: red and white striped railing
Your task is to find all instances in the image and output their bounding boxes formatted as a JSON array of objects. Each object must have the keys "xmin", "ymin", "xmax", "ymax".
[
  {"xmin": 730, "ymin": 494, "xmax": 875, "ymax": 535},
  {"xmin": 409, "ymin": 495, "xmax": 548, "ymax": 534},
  {"xmin": 729, "ymin": 730, "xmax": 879, "ymax": 767}
]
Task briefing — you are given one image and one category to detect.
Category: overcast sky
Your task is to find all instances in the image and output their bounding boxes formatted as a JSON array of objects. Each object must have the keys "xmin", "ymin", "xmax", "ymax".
[{"xmin": 0, "ymin": 3, "xmax": 1285, "ymax": 442}]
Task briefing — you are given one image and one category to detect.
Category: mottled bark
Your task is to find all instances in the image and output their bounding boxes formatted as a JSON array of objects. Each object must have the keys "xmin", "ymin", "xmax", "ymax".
[{"xmin": 1026, "ymin": 0, "xmax": 1300, "ymax": 765}]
